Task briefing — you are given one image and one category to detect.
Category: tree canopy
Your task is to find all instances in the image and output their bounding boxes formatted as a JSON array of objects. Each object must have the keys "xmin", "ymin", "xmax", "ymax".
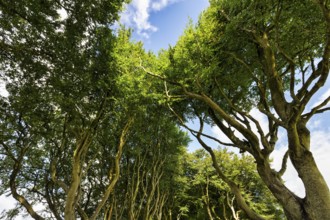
[
  {"xmin": 1, "ymin": 0, "xmax": 330, "ymax": 220},
  {"xmin": 144, "ymin": 0, "xmax": 330, "ymax": 219}
]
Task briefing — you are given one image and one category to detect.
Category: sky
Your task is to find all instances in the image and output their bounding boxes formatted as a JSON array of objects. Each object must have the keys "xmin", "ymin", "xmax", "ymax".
[
  {"xmin": 1, "ymin": 0, "xmax": 330, "ymax": 218},
  {"xmin": 119, "ymin": 0, "xmax": 209, "ymax": 52}
]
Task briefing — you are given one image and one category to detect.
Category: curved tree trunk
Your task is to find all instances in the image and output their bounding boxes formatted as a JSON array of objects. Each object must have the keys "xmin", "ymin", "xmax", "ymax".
[
  {"xmin": 287, "ymin": 122, "xmax": 330, "ymax": 220},
  {"xmin": 256, "ymin": 161, "xmax": 305, "ymax": 220},
  {"xmin": 255, "ymin": 123, "xmax": 330, "ymax": 220}
]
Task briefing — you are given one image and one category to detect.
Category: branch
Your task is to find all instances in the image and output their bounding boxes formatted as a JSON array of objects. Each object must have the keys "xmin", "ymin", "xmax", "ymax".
[
  {"xmin": 139, "ymin": 63, "xmax": 183, "ymax": 87},
  {"xmin": 50, "ymin": 115, "xmax": 69, "ymax": 192},
  {"xmin": 0, "ymin": 0, "xmax": 34, "ymax": 25},
  {"xmin": 9, "ymin": 145, "xmax": 45, "ymax": 220},
  {"xmin": 299, "ymin": 61, "xmax": 329, "ymax": 110},
  {"xmin": 53, "ymin": 0, "xmax": 74, "ymax": 14},
  {"xmin": 207, "ymin": 108, "xmax": 250, "ymax": 154},
  {"xmin": 227, "ymin": 193, "xmax": 240, "ymax": 220},
  {"xmin": 298, "ymin": 1, "xmax": 330, "ymax": 107},
  {"xmin": 277, "ymin": 150, "xmax": 289, "ymax": 177},
  {"xmin": 255, "ymin": 33, "xmax": 289, "ymax": 120},
  {"xmin": 257, "ymin": 107, "xmax": 286, "ymax": 128},
  {"xmin": 44, "ymin": 175, "xmax": 63, "ymax": 220},
  {"xmin": 163, "ymin": 81, "xmax": 235, "ymax": 148},
  {"xmin": 90, "ymin": 117, "xmax": 134, "ymax": 220},
  {"xmin": 303, "ymin": 95, "xmax": 330, "ymax": 121},
  {"xmin": 313, "ymin": 107, "xmax": 330, "ymax": 114},
  {"xmin": 186, "ymin": 90, "xmax": 261, "ymax": 147},
  {"xmin": 298, "ymin": 58, "xmax": 309, "ymax": 86},
  {"xmin": 296, "ymin": 61, "xmax": 322, "ymax": 100},
  {"xmin": 0, "ymin": 141, "xmax": 18, "ymax": 161},
  {"xmin": 167, "ymin": 107, "xmax": 234, "ymax": 148},
  {"xmin": 65, "ymin": 93, "xmax": 109, "ymax": 219},
  {"xmin": 283, "ymin": 54, "xmax": 297, "ymax": 102},
  {"xmin": 193, "ymin": 116, "xmax": 265, "ymax": 220},
  {"xmin": 223, "ymin": 52, "xmax": 259, "ymax": 82},
  {"xmin": 202, "ymin": 89, "xmax": 265, "ymax": 156}
]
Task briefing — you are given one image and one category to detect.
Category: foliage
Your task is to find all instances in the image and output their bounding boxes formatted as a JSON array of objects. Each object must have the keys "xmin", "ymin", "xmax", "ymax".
[
  {"xmin": 1, "ymin": 0, "xmax": 330, "ymax": 219},
  {"xmin": 1, "ymin": 1, "xmax": 143, "ymax": 219},
  {"xmin": 152, "ymin": 0, "xmax": 330, "ymax": 219},
  {"xmin": 176, "ymin": 149, "xmax": 283, "ymax": 220}
]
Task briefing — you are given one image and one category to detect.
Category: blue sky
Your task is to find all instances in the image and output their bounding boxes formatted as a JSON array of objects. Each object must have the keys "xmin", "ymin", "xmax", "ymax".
[{"xmin": 119, "ymin": 0, "xmax": 209, "ymax": 52}]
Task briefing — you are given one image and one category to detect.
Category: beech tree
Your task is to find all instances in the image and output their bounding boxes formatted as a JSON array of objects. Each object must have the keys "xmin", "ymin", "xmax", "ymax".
[
  {"xmin": 0, "ymin": 0, "xmax": 132, "ymax": 219},
  {"xmin": 104, "ymin": 111, "xmax": 189, "ymax": 220},
  {"xmin": 142, "ymin": 0, "xmax": 330, "ymax": 219},
  {"xmin": 179, "ymin": 149, "xmax": 283, "ymax": 220},
  {"xmin": 2, "ymin": 0, "xmax": 330, "ymax": 219},
  {"xmin": 0, "ymin": 1, "xmax": 191, "ymax": 218}
]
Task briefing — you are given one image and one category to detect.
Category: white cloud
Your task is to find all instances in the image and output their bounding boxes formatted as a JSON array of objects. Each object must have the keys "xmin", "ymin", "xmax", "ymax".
[
  {"xmin": 309, "ymin": 129, "xmax": 330, "ymax": 186},
  {"xmin": 0, "ymin": 194, "xmax": 16, "ymax": 211},
  {"xmin": 151, "ymin": 0, "xmax": 178, "ymax": 11},
  {"xmin": 119, "ymin": 0, "xmax": 179, "ymax": 38}
]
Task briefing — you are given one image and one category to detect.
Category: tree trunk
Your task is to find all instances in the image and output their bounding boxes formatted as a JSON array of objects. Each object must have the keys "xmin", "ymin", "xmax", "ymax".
[
  {"xmin": 256, "ymin": 161, "xmax": 304, "ymax": 220},
  {"xmin": 288, "ymin": 123, "xmax": 330, "ymax": 220},
  {"xmin": 290, "ymin": 150, "xmax": 330, "ymax": 219},
  {"xmin": 255, "ymin": 122, "xmax": 330, "ymax": 220},
  {"xmin": 204, "ymin": 176, "xmax": 214, "ymax": 220},
  {"xmin": 64, "ymin": 133, "xmax": 90, "ymax": 220}
]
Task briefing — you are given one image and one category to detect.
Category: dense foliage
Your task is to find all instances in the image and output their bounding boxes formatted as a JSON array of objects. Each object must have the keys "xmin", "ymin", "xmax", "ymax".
[
  {"xmin": 148, "ymin": 0, "xmax": 330, "ymax": 219},
  {"xmin": 175, "ymin": 149, "xmax": 283, "ymax": 220},
  {"xmin": 1, "ymin": 0, "xmax": 329, "ymax": 220}
]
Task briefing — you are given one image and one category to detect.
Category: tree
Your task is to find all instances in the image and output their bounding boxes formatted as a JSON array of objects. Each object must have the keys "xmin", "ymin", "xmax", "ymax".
[
  {"xmin": 104, "ymin": 110, "xmax": 189, "ymax": 220},
  {"xmin": 0, "ymin": 2, "xmax": 192, "ymax": 219},
  {"xmin": 0, "ymin": 1, "xmax": 136, "ymax": 219},
  {"xmin": 102, "ymin": 30, "xmax": 191, "ymax": 220},
  {"xmin": 177, "ymin": 148, "xmax": 283, "ymax": 220},
  {"xmin": 143, "ymin": 0, "xmax": 330, "ymax": 219}
]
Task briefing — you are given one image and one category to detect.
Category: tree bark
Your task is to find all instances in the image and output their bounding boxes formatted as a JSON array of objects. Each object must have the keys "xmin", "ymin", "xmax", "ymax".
[
  {"xmin": 288, "ymin": 123, "xmax": 330, "ymax": 220},
  {"xmin": 256, "ymin": 160, "xmax": 304, "ymax": 220},
  {"xmin": 64, "ymin": 132, "xmax": 91, "ymax": 220}
]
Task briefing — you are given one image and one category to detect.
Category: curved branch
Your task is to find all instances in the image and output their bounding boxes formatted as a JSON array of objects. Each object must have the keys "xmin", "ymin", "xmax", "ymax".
[
  {"xmin": 184, "ymin": 90, "xmax": 260, "ymax": 148},
  {"xmin": 9, "ymin": 146, "xmax": 45, "ymax": 220},
  {"xmin": 166, "ymin": 102, "xmax": 234, "ymax": 147},
  {"xmin": 193, "ymin": 116, "xmax": 265, "ymax": 220},
  {"xmin": 44, "ymin": 175, "xmax": 63, "ymax": 220},
  {"xmin": 139, "ymin": 63, "xmax": 183, "ymax": 87},
  {"xmin": 90, "ymin": 117, "xmax": 134, "ymax": 220},
  {"xmin": 255, "ymin": 33, "xmax": 289, "ymax": 120},
  {"xmin": 299, "ymin": 62, "xmax": 329, "ymax": 111},
  {"xmin": 277, "ymin": 150, "xmax": 289, "ymax": 177},
  {"xmin": 207, "ymin": 108, "xmax": 250, "ymax": 154},
  {"xmin": 303, "ymin": 95, "xmax": 330, "ymax": 121},
  {"xmin": 298, "ymin": 2, "xmax": 330, "ymax": 108}
]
